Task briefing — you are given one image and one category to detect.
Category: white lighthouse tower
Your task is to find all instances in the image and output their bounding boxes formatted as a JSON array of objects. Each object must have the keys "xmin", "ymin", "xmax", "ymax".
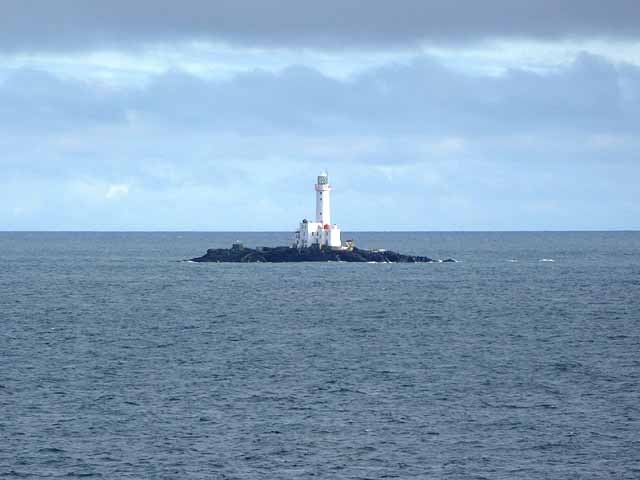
[
  {"xmin": 293, "ymin": 172, "xmax": 343, "ymax": 249},
  {"xmin": 315, "ymin": 172, "xmax": 331, "ymax": 225}
]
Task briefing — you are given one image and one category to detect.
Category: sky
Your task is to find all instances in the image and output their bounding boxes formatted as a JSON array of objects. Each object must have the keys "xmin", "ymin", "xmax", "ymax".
[{"xmin": 1, "ymin": 0, "xmax": 639, "ymax": 231}]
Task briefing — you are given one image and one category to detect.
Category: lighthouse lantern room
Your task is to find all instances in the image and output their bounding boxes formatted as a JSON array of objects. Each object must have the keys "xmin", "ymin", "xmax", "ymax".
[{"xmin": 293, "ymin": 172, "xmax": 343, "ymax": 249}]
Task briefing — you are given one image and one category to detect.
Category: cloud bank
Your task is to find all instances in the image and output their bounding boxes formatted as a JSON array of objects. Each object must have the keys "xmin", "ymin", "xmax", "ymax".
[{"xmin": 1, "ymin": 0, "xmax": 639, "ymax": 52}]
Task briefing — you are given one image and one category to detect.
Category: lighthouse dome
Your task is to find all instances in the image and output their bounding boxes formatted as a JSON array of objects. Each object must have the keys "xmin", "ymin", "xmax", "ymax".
[{"xmin": 317, "ymin": 173, "xmax": 329, "ymax": 185}]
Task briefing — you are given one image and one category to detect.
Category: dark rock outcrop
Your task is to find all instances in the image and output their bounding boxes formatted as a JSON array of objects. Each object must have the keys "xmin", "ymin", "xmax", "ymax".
[{"xmin": 190, "ymin": 244, "xmax": 434, "ymax": 263}]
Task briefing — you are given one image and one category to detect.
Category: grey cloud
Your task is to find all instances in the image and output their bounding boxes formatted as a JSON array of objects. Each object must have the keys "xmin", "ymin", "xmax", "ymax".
[
  {"xmin": 0, "ymin": 69, "xmax": 126, "ymax": 132},
  {"xmin": 140, "ymin": 54, "xmax": 639, "ymax": 136},
  {"xmin": 1, "ymin": 0, "xmax": 640, "ymax": 52},
  {"xmin": 2, "ymin": 53, "xmax": 638, "ymax": 138}
]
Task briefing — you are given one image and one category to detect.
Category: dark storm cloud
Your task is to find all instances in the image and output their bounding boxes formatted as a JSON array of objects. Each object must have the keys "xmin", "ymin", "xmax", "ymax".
[{"xmin": 1, "ymin": 0, "xmax": 639, "ymax": 51}]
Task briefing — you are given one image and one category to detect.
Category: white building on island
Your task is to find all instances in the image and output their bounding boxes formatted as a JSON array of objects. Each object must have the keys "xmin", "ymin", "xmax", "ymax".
[{"xmin": 292, "ymin": 172, "xmax": 343, "ymax": 249}]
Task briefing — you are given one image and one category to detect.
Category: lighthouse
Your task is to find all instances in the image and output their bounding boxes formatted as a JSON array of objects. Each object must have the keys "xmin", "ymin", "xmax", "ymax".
[
  {"xmin": 315, "ymin": 172, "xmax": 331, "ymax": 225},
  {"xmin": 293, "ymin": 173, "xmax": 343, "ymax": 249}
]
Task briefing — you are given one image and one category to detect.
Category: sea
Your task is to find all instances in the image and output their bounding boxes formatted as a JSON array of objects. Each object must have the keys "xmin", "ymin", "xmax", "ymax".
[{"xmin": 1, "ymin": 231, "xmax": 639, "ymax": 479}]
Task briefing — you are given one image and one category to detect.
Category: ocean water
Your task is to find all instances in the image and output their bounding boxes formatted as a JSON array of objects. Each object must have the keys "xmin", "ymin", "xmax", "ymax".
[{"xmin": 1, "ymin": 231, "xmax": 639, "ymax": 479}]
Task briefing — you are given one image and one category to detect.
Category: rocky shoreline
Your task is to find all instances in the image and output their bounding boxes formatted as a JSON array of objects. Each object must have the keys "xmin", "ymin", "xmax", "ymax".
[{"xmin": 190, "ymin": 244, "xmax": 455, "ymax": 263}]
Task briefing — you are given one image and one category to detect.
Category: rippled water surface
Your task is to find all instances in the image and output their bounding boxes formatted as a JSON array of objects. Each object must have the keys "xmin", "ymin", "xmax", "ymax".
[{"xmin": 1, "ymin": 232, "xmax": 639, "ymax": 479}]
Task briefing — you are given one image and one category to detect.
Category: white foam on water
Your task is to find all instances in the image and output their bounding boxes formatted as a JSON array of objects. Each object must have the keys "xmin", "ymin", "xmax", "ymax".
[{"xmin": 539, "ymin": 258, "xmax": 555, "ymax": 262}]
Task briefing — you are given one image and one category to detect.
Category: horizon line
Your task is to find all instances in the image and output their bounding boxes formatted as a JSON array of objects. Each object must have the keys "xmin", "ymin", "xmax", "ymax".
[{"xmin": 1, "ymin": 229, "xmax": 638, "ymax": 234}]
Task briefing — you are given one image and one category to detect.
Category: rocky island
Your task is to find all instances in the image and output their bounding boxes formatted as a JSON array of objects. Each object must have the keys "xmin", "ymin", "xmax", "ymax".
[
  {"xmin": 190, "ymin": 243, "xmax": 440, "ymax": 263},
  {"xmin": 189, "ymin": 172, "xmax": 453, "ymax": 264}
]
